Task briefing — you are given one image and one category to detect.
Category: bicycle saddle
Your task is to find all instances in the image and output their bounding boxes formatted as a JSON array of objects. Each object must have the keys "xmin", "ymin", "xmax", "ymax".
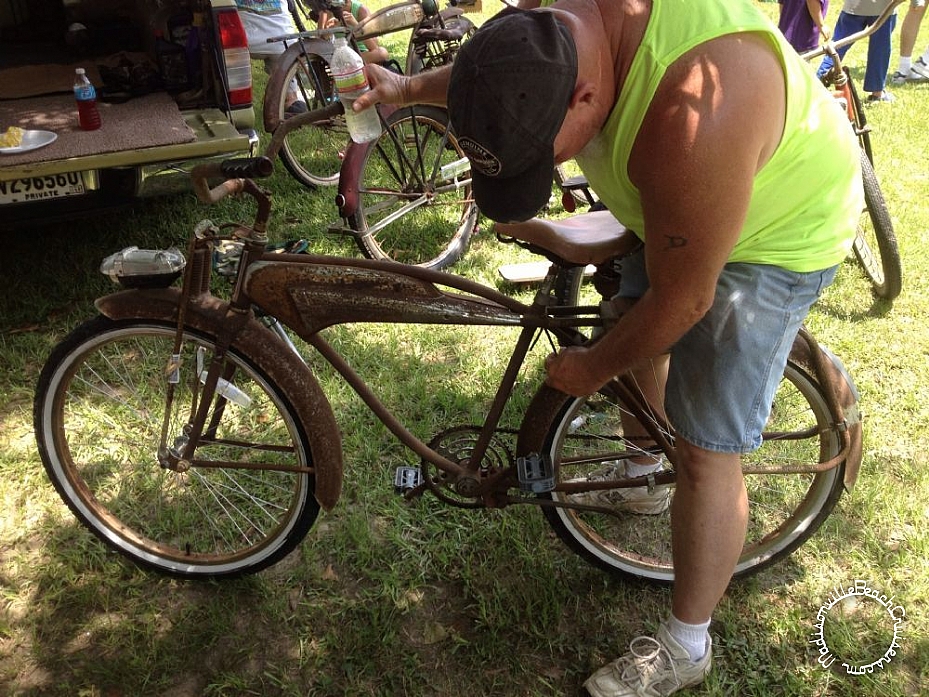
[{"xmin": 495, "ymin": 209, "xmax": 641, "ymax": 266}]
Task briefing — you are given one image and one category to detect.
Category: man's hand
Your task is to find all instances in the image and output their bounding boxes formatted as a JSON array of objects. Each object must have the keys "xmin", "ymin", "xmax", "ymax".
[
  {"xmin": 352, "ymin": 63, "xmax": 408, "ymax": 112},
  {"xmin": 544, "ymin": 346, "xmax": 604, "ymax": 397},
  {"xmin": 354, "ymin": 63, "xmax": 453, "ymax": 113}
]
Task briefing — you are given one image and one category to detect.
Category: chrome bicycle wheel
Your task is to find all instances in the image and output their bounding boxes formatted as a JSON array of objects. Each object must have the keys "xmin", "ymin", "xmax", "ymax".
[
  {"xmin": 275, "ymin": 51, "xmax": 347, "ymax": 189},
  {"xmin": 34, "ymin": 317, "xmax": 318, "ymax": 579},
  {"xmin": 346, "ymin": 105, "xmax": 477, "ymax": 269}
]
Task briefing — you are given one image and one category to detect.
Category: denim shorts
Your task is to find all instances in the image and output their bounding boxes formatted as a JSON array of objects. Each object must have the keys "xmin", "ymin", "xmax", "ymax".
[{"xmin": 618, "ymin": 250, "xmax": 837, "ymax": 454}]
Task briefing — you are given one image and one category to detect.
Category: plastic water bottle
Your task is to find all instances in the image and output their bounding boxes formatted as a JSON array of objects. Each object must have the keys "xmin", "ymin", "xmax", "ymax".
[
  {"xmin": 329, "ymin": 35, "xmax": 381, "ymax": 143},
  {"xmin": 73, "ymin": 68, "xmax": 101, "ymax": 131}
]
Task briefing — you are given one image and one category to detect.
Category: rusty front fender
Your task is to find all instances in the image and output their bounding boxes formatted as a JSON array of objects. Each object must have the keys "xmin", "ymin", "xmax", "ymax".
[{"xmin": 95, "ymin": 288, "xmax": 344, "ymax": 511}]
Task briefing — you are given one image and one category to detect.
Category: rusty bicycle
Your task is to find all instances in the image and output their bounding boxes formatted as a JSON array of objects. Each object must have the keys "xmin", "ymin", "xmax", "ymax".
[{"xmin": 33, "ymin": 111, "xmax": 862, "ymax": 583}]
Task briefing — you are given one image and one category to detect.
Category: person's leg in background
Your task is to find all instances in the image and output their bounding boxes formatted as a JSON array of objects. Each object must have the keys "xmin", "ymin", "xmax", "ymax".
[
  {"xmin": 863, "ymin": 11, "xmax": 898, "ymax": 101},
  {"xmin": 817, "ymin": 11, "xmax": 869, "ymax": 79},
  {"xmin": 892, "ymin": 1, "xmax": 929, "ymax": 83}
]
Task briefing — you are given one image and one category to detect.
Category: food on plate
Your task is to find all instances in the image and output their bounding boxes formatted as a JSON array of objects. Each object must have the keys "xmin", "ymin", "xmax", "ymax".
[{"xmin": 0, "ymin": 126, "xmax": 25, "ymax": 148}]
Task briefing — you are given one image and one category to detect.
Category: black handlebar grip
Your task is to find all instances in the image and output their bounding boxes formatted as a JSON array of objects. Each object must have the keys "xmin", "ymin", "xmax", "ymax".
[{"xmin": 220, "ymin": 156, "xmax": 275, "ymax": 179}]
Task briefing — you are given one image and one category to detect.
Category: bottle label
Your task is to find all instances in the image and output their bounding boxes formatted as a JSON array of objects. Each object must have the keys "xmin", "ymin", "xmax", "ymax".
[
  {"xmin": 333, "ymin": 67, "xmax": 368, "ymax": 97},
  {"xmin": 75, "ymin": 84, "xmax": 96, "ymax": 101}
]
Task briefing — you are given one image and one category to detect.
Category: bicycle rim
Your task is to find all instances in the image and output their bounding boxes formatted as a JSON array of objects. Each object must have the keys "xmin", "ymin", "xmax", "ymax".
[
  {"xmin": 853, "ymin": 151, "xmax": 902, "ymax": 301},
  {"xmin": 524, "ymin": 361, "xmax": 844, "ymax": 585},
  {"xmin": 34, "ymin": 317, "xmax": 318, "ymax": 579},
  {"xmin": 348, "ymin": 105, "xmax": 477, "ymax": 269},
  {"xmin": 278, "ymin": 54, "xmax": 346, "ymax": 188}
]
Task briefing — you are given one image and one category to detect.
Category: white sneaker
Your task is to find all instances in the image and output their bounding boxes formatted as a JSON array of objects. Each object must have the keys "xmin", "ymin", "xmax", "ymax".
[
  {"xmin": 569, "ymin": 458, "xmax": 670, "ymax": 515},
  {"xmin": 585, "ymin": 622, "xmax": 712, "ymax": 697},
  {"xmin": 890, "ymin": 70, "xmax": 910, "ymax": 86},
  {"xmin": 911, "ymin": 57, "xmax": 929, "ymax": 80}
]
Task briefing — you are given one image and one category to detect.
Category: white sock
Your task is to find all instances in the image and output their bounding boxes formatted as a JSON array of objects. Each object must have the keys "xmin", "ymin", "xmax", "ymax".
[
  {"xmin": 898, "ymin": 56, "xmax": 912, "ymax": 73},
  {"xmin": 666, "ymin": 614, "xmax": 710, "ymax": 662},
  {"xmin": 626, "ymin": 456, "xmax": 663, "ymax": 478}
]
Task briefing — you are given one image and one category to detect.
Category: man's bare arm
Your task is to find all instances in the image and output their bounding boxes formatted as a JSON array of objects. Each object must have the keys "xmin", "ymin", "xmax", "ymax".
[{"xmin": 351, "ymin": 64, "xmax": 453, "ymax": 112}]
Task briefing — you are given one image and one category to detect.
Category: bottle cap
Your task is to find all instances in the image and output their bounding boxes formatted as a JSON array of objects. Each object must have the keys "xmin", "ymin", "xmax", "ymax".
[{"xmin": 76, "ymin": 68, "xmax": 86, "ymax": 75}]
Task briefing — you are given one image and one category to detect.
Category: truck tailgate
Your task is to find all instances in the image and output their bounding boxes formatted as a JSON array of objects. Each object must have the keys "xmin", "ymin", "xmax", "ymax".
[{"xmin": 1, "ymin": 96, "xmax": 251, "ymax": 181}]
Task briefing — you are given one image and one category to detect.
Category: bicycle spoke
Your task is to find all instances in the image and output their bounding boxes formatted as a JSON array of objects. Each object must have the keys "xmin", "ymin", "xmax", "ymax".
[{"xmin": 36, "ymin": 319, "xmax": 319, "ymax": 578}]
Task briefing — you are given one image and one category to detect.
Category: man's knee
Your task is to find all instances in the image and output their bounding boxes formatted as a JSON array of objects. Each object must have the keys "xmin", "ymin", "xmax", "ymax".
[{"xmin": 675, "ymin": 440, "xmax": 741, "ymax": 484}]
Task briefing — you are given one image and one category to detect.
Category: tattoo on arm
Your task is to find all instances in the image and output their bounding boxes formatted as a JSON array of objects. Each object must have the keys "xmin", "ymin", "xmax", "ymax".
[{"xmin": 664, "ymin": 235, "xmax": 687, "ymax": 249}]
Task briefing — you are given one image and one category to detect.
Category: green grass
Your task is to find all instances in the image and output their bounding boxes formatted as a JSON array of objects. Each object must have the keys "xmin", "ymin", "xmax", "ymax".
[{"xmin": 1, "ymin": 2, "xmax": 928, "ymax": 695}]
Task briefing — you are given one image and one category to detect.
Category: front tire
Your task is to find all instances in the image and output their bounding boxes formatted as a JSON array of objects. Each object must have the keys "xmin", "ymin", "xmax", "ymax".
[
  {"xmin": 854, "ymin": 150, "xmax": 902, "ymax": 301},
  {"xmin": 34, "ymin": 317, "xmax": 319, "ymax": 579}
]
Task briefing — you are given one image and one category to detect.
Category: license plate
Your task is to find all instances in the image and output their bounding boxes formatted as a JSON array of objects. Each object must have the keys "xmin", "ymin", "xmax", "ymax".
[{"xmin": 0, "ymin": 171, "xmax": 88, "ymax": 205}]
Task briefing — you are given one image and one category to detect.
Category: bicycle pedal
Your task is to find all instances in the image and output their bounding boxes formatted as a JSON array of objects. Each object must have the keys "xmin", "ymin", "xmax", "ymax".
[
  {"xmin": 517, "ymin": 453, "xmax": 555, "ymax": 493},
  {"xmin": 394, "ymin": 466, "xmax": 423, "ymax": 493}
]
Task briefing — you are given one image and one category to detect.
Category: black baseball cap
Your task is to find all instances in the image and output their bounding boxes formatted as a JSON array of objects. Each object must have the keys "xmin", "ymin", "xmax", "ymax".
[{"xmin": 447, "ymin": 9, "xmax": 578, "ymax": 223}]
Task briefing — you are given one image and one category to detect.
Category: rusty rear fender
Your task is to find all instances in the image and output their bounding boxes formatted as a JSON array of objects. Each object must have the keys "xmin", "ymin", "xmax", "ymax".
[{"xmin": 789, "ymin": 334, "xmax": 863, "ymax": 492}]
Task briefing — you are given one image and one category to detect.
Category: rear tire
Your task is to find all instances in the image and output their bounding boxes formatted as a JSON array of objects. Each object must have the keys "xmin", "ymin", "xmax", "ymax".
[{"xmin": 517, "ymin": 360, "xmax": 846, "ymax": 585}]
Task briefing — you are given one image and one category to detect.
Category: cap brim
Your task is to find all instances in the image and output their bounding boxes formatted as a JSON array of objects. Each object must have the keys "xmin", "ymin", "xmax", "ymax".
[{"xmin": 470, "ymin": 151, "xmax": 555, "ymax": 223}]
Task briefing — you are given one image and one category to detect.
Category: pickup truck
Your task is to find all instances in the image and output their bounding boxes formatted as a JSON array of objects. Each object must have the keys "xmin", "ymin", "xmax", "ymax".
[{"xmin": 0, "ymin": 0, "xmax": 257, "ymax": 227}]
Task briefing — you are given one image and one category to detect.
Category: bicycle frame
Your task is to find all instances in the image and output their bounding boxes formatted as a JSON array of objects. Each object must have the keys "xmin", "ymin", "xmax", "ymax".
[
  {"xmin": 105, "ymin": 238, "xmax": 678, "ymax": 514},
  {"xmin": 93, "ymin": 159, "xmax": 862, "ymax": 528}
]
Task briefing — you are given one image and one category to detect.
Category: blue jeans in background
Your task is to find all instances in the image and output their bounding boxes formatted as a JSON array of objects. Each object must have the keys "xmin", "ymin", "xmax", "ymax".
[{"xmin": 816, "ymin": 10, "xmax": 898, "ymax": 94}]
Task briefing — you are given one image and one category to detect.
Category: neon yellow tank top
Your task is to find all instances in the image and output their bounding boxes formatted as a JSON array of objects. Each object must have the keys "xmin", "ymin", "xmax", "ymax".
[{"xmin": 574, "ymin": 0, "xmax": 862, "ymax": 272}]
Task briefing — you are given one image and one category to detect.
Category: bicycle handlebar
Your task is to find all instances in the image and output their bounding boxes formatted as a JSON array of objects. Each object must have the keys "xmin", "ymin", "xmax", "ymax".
[
  {"xmin": 190, "ymin": 100, "xmax": 344, "ymax": 206},
  {"xmin": 800, "ymin": 0, "xmax": 904, "ymax": 61},
  {"xmin": 190, "ymin": 156, "xmax": 275, "ymax": 205}
]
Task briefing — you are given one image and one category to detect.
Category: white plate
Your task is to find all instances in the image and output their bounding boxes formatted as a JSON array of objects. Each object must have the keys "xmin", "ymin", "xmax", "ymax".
[{"xmin": 0, "ymin": 130, "xmax": 58, "ymax": 155}]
